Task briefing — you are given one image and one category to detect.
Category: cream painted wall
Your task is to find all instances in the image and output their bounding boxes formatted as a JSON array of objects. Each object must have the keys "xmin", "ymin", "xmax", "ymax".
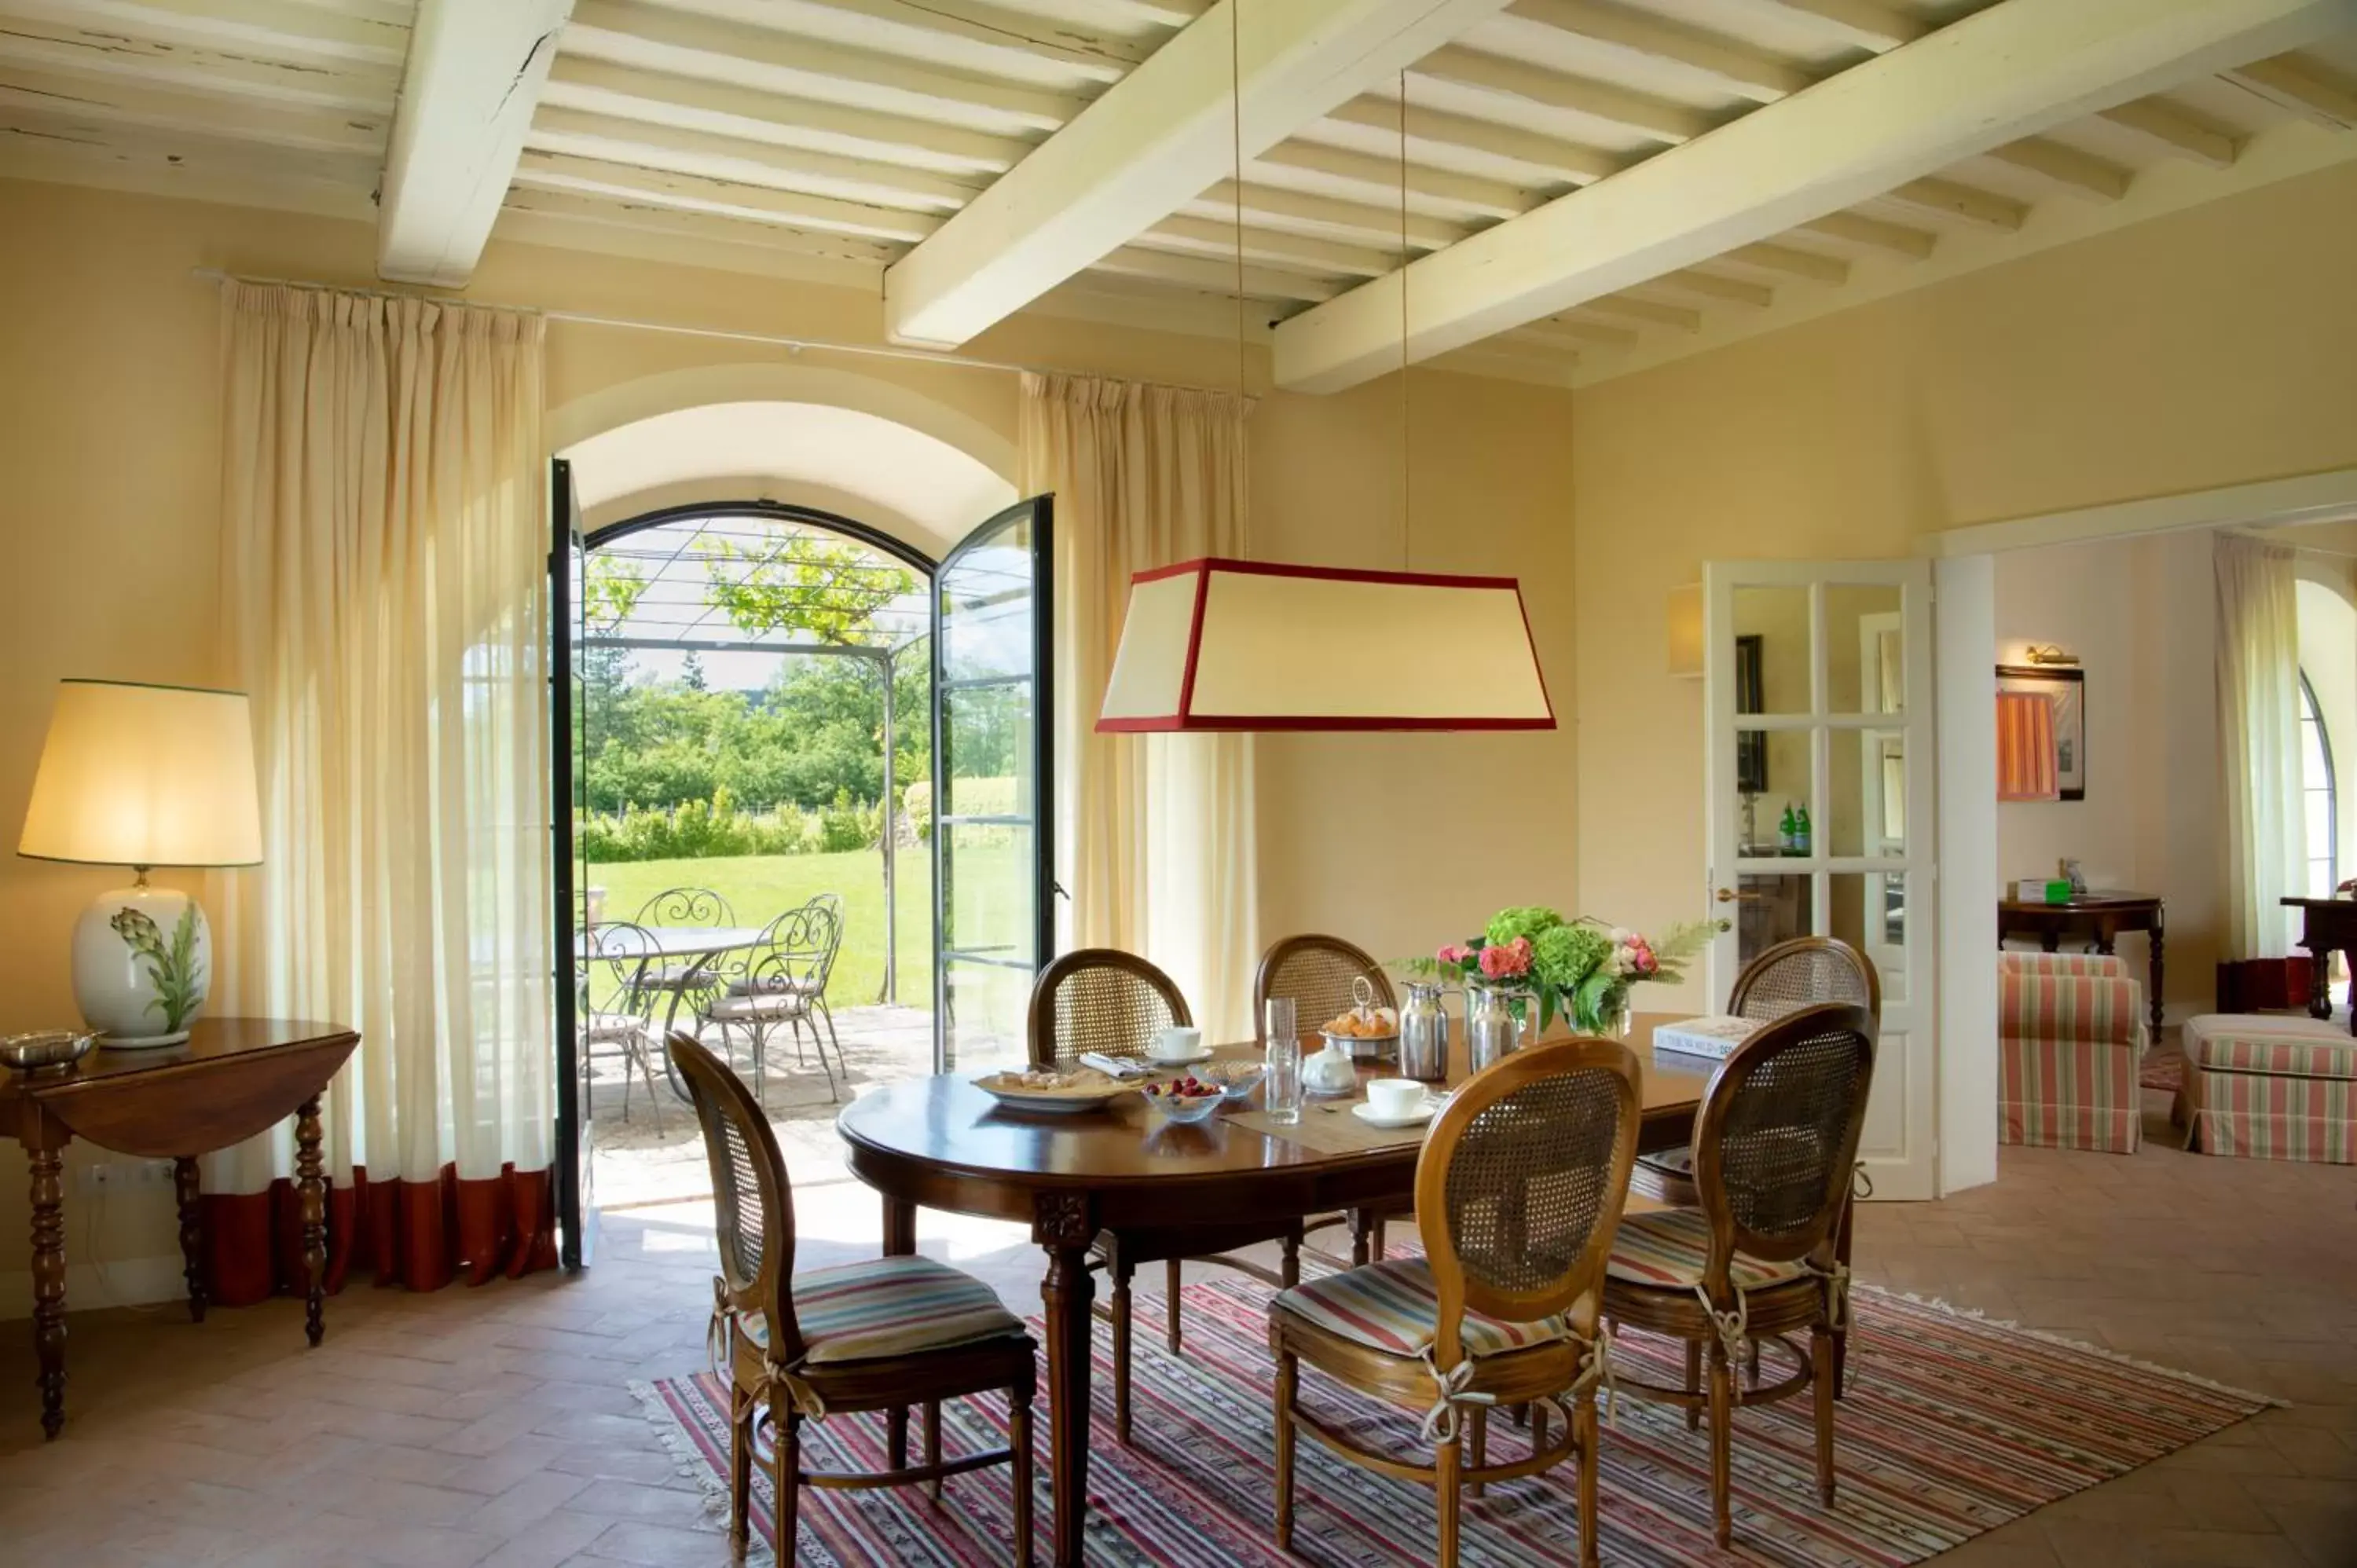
[
  {"xmin": 1993, "ymin": 534, "xmax": 2220, "ymax": 1020},
  {"xmin": 1574, "ymin": 159, "xmax": 2357, "ymax": 1014},
  {"xmin": 0, "ymin": 176, "xmax": 1579, "ymax": 1297}
]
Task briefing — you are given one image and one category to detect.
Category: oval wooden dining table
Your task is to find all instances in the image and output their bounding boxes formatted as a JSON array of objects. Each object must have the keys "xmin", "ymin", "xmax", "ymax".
[{"xmin": 835, "ymin": 1014, "xmax": 1714, "ymax": 1567}]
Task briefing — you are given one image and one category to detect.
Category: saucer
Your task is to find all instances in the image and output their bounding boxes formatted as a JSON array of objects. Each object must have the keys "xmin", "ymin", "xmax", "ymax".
[
  {"xmin": 1351, "ymin": 1100, "xmax": 1437, "ymax": 1130},
  {"xmin": 1144, "ymin": 1048, "xmax": 1212, "ymax": 1068}
]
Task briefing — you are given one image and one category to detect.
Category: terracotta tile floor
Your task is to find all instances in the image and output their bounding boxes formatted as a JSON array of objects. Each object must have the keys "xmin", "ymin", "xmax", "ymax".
[{"xmin": 2, "ymin": 1088, "xmax": 2352, "ymax": 1566}]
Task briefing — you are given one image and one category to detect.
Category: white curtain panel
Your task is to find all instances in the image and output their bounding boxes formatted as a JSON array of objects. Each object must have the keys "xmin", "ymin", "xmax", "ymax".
[
  {"xmin": 1021, "ymin": 373, "xmax": 1259, "ymax": 1041},
  {"xmin": 2215, "ymin": 533, "xmax": 2306, "ymax": 961},
  {"xmin": 208, "ymin": 282, "xmax": 552, "ymax": 1195}
]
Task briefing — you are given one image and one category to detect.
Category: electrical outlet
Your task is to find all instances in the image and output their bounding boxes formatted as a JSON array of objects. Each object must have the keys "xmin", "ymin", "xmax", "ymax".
[{"xmin": 81, "ymin": 1160, "xmax": 173, "ymax": 1192}]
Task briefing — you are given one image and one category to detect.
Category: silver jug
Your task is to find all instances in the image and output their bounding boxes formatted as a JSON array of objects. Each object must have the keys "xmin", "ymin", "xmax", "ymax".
[
  {"xmin": 1465, "ymin": 984, "xmax": 1523, "ymax": 1075},
  {"xmin": 1399, "ymin": 981, "xmax": 1450, "ymax": 1083}
]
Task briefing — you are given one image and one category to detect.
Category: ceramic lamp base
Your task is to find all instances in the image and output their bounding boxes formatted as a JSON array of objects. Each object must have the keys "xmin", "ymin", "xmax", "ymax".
[{"xmin": 70, "ymin": 882, "xmax": 212, "ymax": 1050}]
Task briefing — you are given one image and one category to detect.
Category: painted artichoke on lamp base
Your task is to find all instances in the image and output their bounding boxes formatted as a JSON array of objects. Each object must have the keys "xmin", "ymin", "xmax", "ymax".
[{"xmin": 17, "ymin": 680, "xmax": 263, "ymax": 1049}]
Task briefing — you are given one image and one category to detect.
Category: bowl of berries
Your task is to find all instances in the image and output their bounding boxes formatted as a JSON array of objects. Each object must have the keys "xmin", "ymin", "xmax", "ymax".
[{"xmin": 1140, "ymin": 1074, "xmax": 1227, "ymax": 1125}]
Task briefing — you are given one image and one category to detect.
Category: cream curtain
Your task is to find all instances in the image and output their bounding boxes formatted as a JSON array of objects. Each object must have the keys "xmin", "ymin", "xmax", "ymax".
[
  {"xmin": 1022, "ymin": 373, "xmax": 1259, "ymax": 1040},
  {"xmin": 2216, "ymin": 533, "xmax": 2305, "ymax": 961},
  {"xmin": 208, "ymin": 283, "xmax": 552, "ymax": 1226}
]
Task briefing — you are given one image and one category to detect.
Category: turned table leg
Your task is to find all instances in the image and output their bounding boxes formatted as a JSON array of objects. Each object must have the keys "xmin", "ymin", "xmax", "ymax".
[
  {"xmin": 29, "ymin": 1128, "xmax": 68, "ymax": 1439},
  {"xmin": 2147, "ymin": 918, "xmax": 2166, "ymax": 1040},
  {"xmin": 1035, "ymin": 1195, "xmax": 1097, "ymax": 1568},
  {"xmin": 882, "ymin": 1196, "xmax": 915, "ymax": 1469},
  {"xmin": 2308, "ymin": 944, "xmax": 2334, "ymax": 1022},
  {"xmin": 296, "ymin": 1094, "xmax": 327, "ymax": 1347},
  {"xmin": 174, "ymin": 1156, "xmax": 207, "ymax": 1324}
]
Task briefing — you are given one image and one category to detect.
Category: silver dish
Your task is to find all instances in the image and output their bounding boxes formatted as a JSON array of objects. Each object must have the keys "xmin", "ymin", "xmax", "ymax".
[
  {"xmin": 1322, "ymin": 1030, "xmax": 1400, "ymax": 1063},
  {"xmin": 0, "ymin": 1031, "xmax": 96, "ymax": 1074}
]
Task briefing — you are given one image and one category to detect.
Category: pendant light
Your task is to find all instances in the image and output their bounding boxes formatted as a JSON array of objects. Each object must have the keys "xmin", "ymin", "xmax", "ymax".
[{"xmin": 1094, "ymin": 13, "xmax": 1554, "ymax": 735}]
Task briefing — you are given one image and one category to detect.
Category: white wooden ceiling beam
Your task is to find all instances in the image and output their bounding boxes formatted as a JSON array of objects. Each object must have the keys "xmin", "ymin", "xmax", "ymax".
[
  {"xmin": 1719, "ymin": 240, "xmax": 1848, "ymax": 283},
  {"xmin": 1325, "ymin": 95, "xmax": 1618, "ymax": 182},
  {"xmin": 1255, "ymin": 140, "xmax": 1530, "ymax": 219},
  {"xmin": 882, "ymin": 0, "xmax": 1516, "ymax": 347},
  {"xmin": 2227, "ymin": 53, "xmax": 2357, "ymax": 129},
  {"xmin": 748, "ymin": 0, "xmax": 1146, "ymax": 79},
  {"xmin": 1747, "ymin": 0, "xmax": 1925, "ymax": 53},
  {"xmin": 376, "ymin": 0, "xmax": 575, "ymax": 285},
  {"xmin": 1138, "ymin": 215, "xmax": 1396, "ymax": 276},
  {"xmin": 541, "ymin": 56, "xmax": 1027, "ymax": 176},
  {"xmin": 1880, "ymin": 175, "xmax": 2027, "ymax": 231},
  {"xmin": 1579, "ymin": 295, "xmax": 1702, "ymax": 331},
  {"xmin": 1409, "ymin": 46, "xmax": 1714, "ymax": 144},
  {"xmin": 1197, "ymin": 178, "xmax": 1464, "ymax": 247},
  {"xmin": 500, "ymin": 185, "xmax": 904, "ymax": 266},
  {"xmin": 522, "ymin": 107, "xmax": 983, "ymax": 211},
  {"xmin": 1799, "ymin": 210, "xmax": 1934, "ymax": 258},
  {"xmin": 0, "ymin": 66, "xmax": 389, "ymax": 156},
  {"xmin": 1534, "ymin": 314, "xmax": 1637, "ymax": 347},
  {"xmin": 510, "ymin": 148, "xmax": 942, "ymax": 242},
  {"xmin": 1275, "ymin": 0, "xmax": 2351, "ymax": 392},
  {"xmin": 1640, "ymin": 268, "xmax": 1773, "ymax": 307},
  {"xmin": 0, "ymin": 0, "xmax": 409, "ymax": 69},
  {"xmin": 2099, "ymin": 97, "xmax": 2242, "ymax": 167},
  {"xmin": 1089, "ymin": 244, "xmax": 1345, "ymax": 302},
  {"xmin": 0, "ymin": 22, "xmax": 397, "ymax": 112},
  {"xmin": 1985, "ymin": 136, "xmax": 2132, "ymax": 200},
  {"xmin": 1503, "ymin": 0, "xmax": 1811, "ymax": 103}
]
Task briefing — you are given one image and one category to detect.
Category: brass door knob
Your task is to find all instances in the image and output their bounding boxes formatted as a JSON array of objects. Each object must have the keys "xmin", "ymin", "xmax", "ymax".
[{"xmin": 1715, "ymin": 887, "xmax": 1763, "ymax": 903}]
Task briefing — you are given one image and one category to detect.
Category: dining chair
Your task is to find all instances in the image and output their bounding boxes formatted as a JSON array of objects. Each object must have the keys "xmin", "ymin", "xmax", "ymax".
[
  {"xmin": 1601, "ymin": 1002, "xmax": 1877, "ymax": 1549},
  {"xmin": 1269, "ymin": 1037, "xmax": 1641, "ymax": 1568},
  {"xmin": 669, "ymin": 1034, "xmax": 1036, "ymax": 1565},
  {"xmin": 581, "ymin": 921, "xmax": 670, "ymax": 1129},
  {"xmin": 1255, "ymin": 932, "xmax": 1409, "ymax": 1266},
  {"xmin": 1634, "ymin": 936, "xmax": 1879, "ymax": 1389},
  {"xmin": 704, "ymin": 900, "xmax": 849, "ymax": 1103},
  {"xmin": 632, "ymin": 885, "xmax": 739, "ymax": 1018},
  {"xmin": 1027, "ymin": 947, "xmax": 1305, "ymax": 1445}
]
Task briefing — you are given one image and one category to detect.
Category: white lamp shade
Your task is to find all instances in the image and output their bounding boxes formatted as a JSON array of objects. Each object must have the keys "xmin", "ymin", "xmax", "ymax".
[
  {"xmin": 19, "ymin": 680, "xmax": 264, "ymax": 868},
  {"xmin": 1098, "ymin": 559, "xmax": 1554, "ymax": 732}
]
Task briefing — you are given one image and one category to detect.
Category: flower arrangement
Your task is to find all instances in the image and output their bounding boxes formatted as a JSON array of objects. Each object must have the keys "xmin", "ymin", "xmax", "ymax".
[{"xmin": 1406, "ymin": 906, "xmax": 1722, "ymax": 1034}]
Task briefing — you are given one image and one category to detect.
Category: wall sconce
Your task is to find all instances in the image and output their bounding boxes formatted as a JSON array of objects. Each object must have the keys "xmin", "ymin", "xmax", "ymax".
[
  {"xmin": 2024, "ymin": 645, "xmax": 2080, "ymax": 667},
  {"xmin": 1666, "ymin": 583, "xmax": 1703, "ymax": 680}
]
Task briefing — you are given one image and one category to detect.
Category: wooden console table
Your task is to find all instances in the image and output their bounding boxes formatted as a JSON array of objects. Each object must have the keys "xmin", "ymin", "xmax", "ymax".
[
  {"xmin": 0, "ymin": 1017, "xmax": 358, "ymax": 1438},
  {"xmin": 1998, "ymin": 892, "xmax": 2165, "ymax": 1037},
  {"xmin": 2281, "ymin": 898, "xmax": 2357, "ymax": 1035}
]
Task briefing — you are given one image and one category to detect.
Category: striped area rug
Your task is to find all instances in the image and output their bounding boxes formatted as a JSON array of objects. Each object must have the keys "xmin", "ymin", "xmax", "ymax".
[{"xmin": 637, "ymin": 1278, "xmax": 2273, "ymax": 1566}]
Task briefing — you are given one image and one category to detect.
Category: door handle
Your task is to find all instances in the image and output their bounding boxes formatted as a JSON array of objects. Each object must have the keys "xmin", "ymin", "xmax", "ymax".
[{"xmin": 1714, "ymin": 887, "xmax": 1763, "ymax": 903}]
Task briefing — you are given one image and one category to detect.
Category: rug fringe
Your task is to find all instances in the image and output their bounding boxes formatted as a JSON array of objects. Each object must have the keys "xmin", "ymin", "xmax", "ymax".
[
  {"xmin": 629, "ymin": 1378, "xmax": 776, "ymax": 1565},
  {"xmin": 1857, "ymin": 1286, "xmax": 2287, "ymax": 1409}
]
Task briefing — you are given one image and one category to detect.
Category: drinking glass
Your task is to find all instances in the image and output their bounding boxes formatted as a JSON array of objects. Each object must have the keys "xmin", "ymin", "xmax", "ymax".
[{"xmin": 1263, "ymin": 998, "xmax": 1302, "ymax": 1124}]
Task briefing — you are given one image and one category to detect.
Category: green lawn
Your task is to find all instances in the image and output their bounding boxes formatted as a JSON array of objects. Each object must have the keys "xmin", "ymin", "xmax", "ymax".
[{"xmin": 588, "ymin": 849, "xmax": 933, "ymax": 1007}]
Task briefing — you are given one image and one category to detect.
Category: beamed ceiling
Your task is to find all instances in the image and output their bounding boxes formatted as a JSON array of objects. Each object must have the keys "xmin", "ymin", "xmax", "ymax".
[{"xmin": 2, "ymin": 0, "xmax": 2354, "ymax": 389}]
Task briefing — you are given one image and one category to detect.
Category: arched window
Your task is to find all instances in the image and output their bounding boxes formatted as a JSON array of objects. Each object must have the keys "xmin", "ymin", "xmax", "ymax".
[{"xmin": 2300, "ymin": 670, "xmax": 2337, "ymax": 896}]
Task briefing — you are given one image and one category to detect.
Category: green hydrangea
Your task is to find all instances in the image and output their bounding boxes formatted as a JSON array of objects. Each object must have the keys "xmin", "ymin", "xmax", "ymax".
[
  {"xmin": 1484, "ymin": 906, "xmax": 1565, "ymax": 949},
  {"xmin": 1531, "ymin": 922, "xmax": 1611, "ymax": 994}
]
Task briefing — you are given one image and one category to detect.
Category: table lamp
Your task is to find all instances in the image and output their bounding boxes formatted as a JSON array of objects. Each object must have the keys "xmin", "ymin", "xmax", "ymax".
[{"xmin": 16, "ymin": 680, "xmax": 263, "ymax": 1047}]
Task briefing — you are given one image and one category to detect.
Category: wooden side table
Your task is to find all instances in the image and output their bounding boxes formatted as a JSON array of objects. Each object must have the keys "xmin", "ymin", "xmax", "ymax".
[
  {"xmin": 1997, "ymin": 892, "xmax": 2165, "ymax": 1038},
  {"xmin": 0, "ymin": 1017, "xmax": 359, "ymax": 1438},
  {"xmin": 2280, "ymin": 898, "xmax": 2357, "ymax": 1035}
]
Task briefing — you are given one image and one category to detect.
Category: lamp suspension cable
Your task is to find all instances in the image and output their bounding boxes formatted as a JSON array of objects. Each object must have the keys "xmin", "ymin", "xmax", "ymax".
[
  {"xmin": 1231, "ymin": 0, "xmax": 1251, "ymax": 559},
  {"xmin": 1399, "ymin": 70, "xmax": 1412, "ymax": 572}
]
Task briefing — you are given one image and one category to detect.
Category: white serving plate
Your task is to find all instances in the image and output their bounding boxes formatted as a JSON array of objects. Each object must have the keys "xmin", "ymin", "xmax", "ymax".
[
  {"xmin": 973, "ymin": 1072, "xmax": 1127, "ymax": 1115},
  {"xmin": 1351, "ymin": 1100, "xmax": 1438, "ymax": 1130}
]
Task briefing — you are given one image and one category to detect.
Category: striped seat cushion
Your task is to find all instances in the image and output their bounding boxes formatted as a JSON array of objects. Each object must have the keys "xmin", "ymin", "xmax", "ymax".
[
  {"xmin": 1637, "ymin": 1149, "xmax": 1692, "ymax": 1179},
  {"xmin": 1604, "ymin": 1208, "xmax": 1806, "ymax": 1292},
  {"xmin": 1273, "ymin": 1258, "xmax": 1568, "ymax": 1360},
  {"xmin": 746, "ymin": 1256, "xmax": 1025, "ymax": 1365},
  {"xmin": 2183, "ymin": 1015, "xmax": 2357, "ymax": 1081}
]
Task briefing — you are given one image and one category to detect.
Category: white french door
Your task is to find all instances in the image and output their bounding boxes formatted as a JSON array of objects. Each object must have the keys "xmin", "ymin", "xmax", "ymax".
[{"xmin": 1704, "ymin": 560, "xmax": 1937, "ymax": 1200}]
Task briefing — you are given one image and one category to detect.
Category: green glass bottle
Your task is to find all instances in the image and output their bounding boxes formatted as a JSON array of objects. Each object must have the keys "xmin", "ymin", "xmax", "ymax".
[
  {"xmin": 1795, "ymin": 805, "xmax": 1813, "ymax": 855},
  {"xmin": 1778, "ymin": 801, "xmax": 1797, "ymax": 854}
]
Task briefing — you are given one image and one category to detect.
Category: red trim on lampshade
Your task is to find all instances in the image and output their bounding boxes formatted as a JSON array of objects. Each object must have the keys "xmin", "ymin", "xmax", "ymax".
[
  {"xmin": 1174, "ymin": 562, "xmax": 1209, "ymax": 722},
  {"xmin": 1098, "ymin": 714, "xmax": 1556, "ymax": 732},
  {"xmin": 1513, "ymin": 584, "xmax": 1558, "ymax": 727},
  {"xmin": 1132, "ymin": 556, "xmax": 1525, "ymax": 592}
]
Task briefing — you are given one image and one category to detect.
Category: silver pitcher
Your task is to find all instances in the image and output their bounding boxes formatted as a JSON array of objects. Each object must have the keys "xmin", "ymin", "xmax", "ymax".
[
  {"xmin": 1465, "ymin": 983, "xmax": 1523, "ymax": 1075},
  {"xmin": 1399, "ymin": 981, "xmax": 1450, "ymax": 1083}
]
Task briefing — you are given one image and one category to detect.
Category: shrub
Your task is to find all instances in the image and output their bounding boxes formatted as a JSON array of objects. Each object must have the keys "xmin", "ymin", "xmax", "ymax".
[
  {"xmin": 577, "ymin": 796, "xmax": 820, "ymax": 863},
  {"xmin": 817, "ymin": 787, "xmax": 879, "ymax": 853}
]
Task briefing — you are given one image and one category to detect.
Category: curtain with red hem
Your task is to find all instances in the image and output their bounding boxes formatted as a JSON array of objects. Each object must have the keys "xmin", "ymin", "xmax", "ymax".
[{"xmin": 202, "ymin": 1165, "xmax": 559, "ymax": 1305}]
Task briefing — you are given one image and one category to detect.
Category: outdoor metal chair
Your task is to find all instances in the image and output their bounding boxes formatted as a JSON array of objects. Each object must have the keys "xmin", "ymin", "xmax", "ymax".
[
  {"xmin": 704, "ymin": 898, "xmax": 849, "ymax": 1102},
  {"xmin": 579, "ymin": 921, "xmax": 671, "ymax": 1128}
]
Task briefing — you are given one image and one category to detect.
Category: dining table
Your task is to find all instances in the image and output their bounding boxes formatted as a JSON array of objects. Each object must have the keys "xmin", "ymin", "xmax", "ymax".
[
  {"xmin": 574, "ymin": 924, "xmax": 768, "ymax": 1097},
  {"xmin": 834, "ymin": 1013, "xmax": 1717, "ymax": 1567}
]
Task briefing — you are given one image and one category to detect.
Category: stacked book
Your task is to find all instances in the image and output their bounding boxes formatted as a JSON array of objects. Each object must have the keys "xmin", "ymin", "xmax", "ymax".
[{"xmin": 1652, "ymin": 1014, "xmax": 1758, "ymax": 1064}]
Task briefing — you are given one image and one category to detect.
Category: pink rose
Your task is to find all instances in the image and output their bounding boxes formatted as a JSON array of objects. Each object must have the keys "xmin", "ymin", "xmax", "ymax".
[
  {"xmin": 1437, "ymin": 943, "xmax": 1473, "ymax": 965},
  {"xmin": 1625, "ymin": 940, "xmax": 1659, "ymax": 977},
  {"xmin": 1479, "ymin": 936, "xmax": 1532, "ymax": 980}
]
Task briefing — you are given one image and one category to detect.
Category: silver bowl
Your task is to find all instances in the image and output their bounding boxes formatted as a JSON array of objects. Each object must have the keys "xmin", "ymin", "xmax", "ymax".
[{"xmin": 0, "ymin": 1031, "xmax": 96, "ymax": 1075}]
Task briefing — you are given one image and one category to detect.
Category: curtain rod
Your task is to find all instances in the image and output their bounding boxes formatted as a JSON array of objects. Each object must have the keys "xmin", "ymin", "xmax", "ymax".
[{"xmin": 187, "ymin": 266, "xmax": 1256, "ymax": 400}]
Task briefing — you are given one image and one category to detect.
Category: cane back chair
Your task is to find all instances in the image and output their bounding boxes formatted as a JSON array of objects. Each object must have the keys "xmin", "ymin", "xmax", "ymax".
[
  {"xmin": 1255, "ymin": 932, "xmax": 1412, "ymax": 1266},
  {"xmin": 1028, "ymin": 947, "xmax": 1304, "ymax": 1445},
  {"xmin": 1270, "ymin": 1037, "xmax": 1641, "ymax": 1568},
  {"xmin": 669, "ymin": 1035, "xmax": 1036, "ymax": 1563},
  {"xmin": 1602, "ymin": 1002, "xmax": 1877, "ymax": 1549}
]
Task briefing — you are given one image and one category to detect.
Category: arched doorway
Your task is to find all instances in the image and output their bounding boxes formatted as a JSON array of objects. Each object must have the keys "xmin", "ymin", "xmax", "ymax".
[{"xmin": 548, "ymin": 398, "xmax": 1051, "ymax": 1262}]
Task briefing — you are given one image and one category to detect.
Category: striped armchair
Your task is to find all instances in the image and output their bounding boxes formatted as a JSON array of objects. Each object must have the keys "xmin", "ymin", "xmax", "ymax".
[{"xmin": 1999, "ymin": 951, "xmax": 2150, "ymax": 1153}]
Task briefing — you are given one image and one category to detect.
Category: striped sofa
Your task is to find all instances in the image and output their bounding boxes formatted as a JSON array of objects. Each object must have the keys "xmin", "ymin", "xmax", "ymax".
[
  {"xmin": 1999, "ymin": 951, "xmax": 2148, "ymax": 1153},
  {"xmin": 2176, "ymin": 1014, "xmax": 2357, "ymax": 1163}
]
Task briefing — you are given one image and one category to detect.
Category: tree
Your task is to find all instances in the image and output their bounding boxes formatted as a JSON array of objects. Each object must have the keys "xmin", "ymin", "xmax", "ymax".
[
  {"xmin": 680, "ymin": 650, "xmax": 707, "ymax": 691},
  {"xmin": 701, "ymin": 533, "xmax": 916, "ymax": 647}
]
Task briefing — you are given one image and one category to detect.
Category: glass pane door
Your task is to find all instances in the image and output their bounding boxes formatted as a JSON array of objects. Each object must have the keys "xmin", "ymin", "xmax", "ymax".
[
  {"xmin": 1704, "ymin": 560, "xmax": 1936, "ymax": 1200},
  {"xmin": 549, "ymin": 457, "xmax": 596, "ymax": 1269},
  {"xmin": 933, "ymin": 496, "xmax": 1054, "ymax": 1073}
]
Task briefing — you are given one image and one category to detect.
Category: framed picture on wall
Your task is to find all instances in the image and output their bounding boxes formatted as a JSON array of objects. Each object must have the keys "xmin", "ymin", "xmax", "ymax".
[
  {"xmin": 1736, "ymin": 634, "xmax": 1768, "ymax": 793},
  {"xmin": 1996, "ymin": 664, "xmax": 2086, "ymax": 800}
]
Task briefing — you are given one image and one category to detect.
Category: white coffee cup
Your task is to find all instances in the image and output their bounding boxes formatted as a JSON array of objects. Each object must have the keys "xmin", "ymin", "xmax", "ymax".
[
  {"xmin": 1148, "ymin": 1026, "xmax": 1203, "ymax": 1062},
  {"xmin": 1365, "ymin": 1078, "xmax": 1428, "ymax": 1119}
]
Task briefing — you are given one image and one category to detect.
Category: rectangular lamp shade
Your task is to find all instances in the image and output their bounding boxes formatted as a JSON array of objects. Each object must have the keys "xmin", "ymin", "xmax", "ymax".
[
  {"xmin": 18, "ymin": 680, "xmax": 264, "ymax": 868},
  {"xmin": 1097, "ymin": 559, "xmax": 1554, "ymax": 732}
]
